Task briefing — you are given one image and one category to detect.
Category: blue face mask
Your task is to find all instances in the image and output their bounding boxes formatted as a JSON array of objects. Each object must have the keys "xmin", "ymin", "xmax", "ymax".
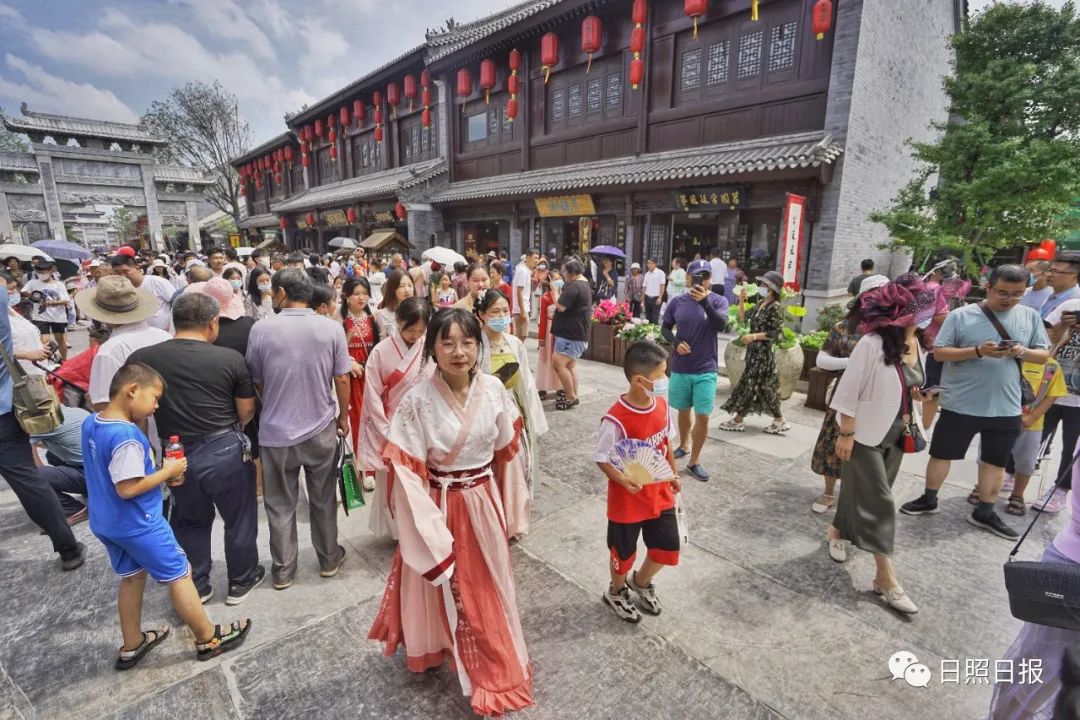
[
  {"xmin": 229, "ymin": 279, "xmax": 243, "ymax": 290},
  {"xmin": 1028, "ymin": 273, "xmax": 1037, "ymax": 287},
  {"xmin": 553, "ymin": 279, "xmax": 565, "ymax": 290},
  {"xmin": 7, "ymin": 292, "xmax": 19, "ymax": 308},
  {"xmin": 644, "ymin": 377, "xmax": 669, "ymax": 398},
  {"xmin": 486, "ymin": 316, "xmax": 512, "ymax": 333},
  {"xmin": 758, "ymin": 286, "xmax": 770, "ymax": 297}
]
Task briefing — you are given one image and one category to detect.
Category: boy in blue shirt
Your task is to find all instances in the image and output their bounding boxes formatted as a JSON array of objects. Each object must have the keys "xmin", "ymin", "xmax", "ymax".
[{"xmin": 83, "ymin": 362, "xmax": 251, "ymax": 670}]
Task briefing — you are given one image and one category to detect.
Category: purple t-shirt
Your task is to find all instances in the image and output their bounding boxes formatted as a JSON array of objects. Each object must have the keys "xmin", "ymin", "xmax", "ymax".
[
  {"xmin": 245, "ymin": 308, "xmax": 352, "ymax": 447},
  {"xmin": 662, "ymin": 292, "xmax": 730, "ymax": 375}
]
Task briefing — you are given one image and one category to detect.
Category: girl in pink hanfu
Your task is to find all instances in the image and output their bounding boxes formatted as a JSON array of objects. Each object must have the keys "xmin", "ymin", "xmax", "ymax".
[
  {"xmin": 369, "ymin": 309, "xmax": 533, "ymax": 717},
  {"xmin": 357, "ymin": 298, "xmax": 434, "ymax": 540}
]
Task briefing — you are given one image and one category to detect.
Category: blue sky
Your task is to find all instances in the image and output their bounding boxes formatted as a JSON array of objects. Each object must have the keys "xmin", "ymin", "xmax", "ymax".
[{"xmin": 0, "ymin": 0, "xmax": 1068, "ymax": 148}]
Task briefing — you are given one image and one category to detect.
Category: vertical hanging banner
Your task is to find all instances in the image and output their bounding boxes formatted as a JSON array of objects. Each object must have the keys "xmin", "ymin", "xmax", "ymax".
[{"xmin": 778, "ymin": 193, "xmax": 807, "ymax": 291}]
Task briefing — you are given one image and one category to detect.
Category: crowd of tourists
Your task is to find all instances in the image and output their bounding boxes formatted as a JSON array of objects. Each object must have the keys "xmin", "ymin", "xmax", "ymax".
[{"xmin": 3, "ymin": 241, "xmax": 1080, "ymax": 717}]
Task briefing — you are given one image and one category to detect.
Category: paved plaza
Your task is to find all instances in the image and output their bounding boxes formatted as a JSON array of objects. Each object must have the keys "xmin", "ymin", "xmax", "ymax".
[{"xmin": 0, "ymin": 335, "xmax": 1065, "ymax": 720}]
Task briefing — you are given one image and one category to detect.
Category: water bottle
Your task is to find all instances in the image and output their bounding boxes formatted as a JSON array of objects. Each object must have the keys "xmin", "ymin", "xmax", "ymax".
[{"xmin": 164, "ymin": 435, "xmax": 185, "ymax": 487}]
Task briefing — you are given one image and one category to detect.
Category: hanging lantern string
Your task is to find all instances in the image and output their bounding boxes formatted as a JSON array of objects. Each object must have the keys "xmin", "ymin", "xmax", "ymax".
[
  {"xmin": 693, "ymin": 16, "xmax": 699, "ymax": 39},
  {"xmin": 751, "ymin": 0, "xmax": 759, "ymax": 21}
]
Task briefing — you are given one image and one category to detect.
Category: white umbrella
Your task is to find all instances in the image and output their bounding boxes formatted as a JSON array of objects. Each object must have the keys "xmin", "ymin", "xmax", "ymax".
[
  {"xmin": 328, "ymin": 237, "xmax": 357, "ymax": 250},
  {"xmin": 422, "ymin": 246, "xmax": 466, "ymax": 267},
  {"xmin": 0, "ymin": 244, "xmax": 53, "ymax": 263}
]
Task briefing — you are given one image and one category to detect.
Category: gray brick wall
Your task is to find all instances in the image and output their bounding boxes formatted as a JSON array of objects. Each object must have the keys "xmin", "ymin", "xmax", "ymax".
[
  {"xmin": 809, "ymin": 0, "xmax": 956, "ymax": 305},
  {"xmin": 407, "ymin": 206, "xmax": 444, "ymax": 252}
]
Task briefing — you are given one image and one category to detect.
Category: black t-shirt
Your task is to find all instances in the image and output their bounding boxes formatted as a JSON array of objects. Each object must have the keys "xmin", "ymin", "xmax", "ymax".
[
  {"xmin": 215, "ymin": 316, "xmax": 256, "ymax": 356},
  {"xmin": 551, "ymin": 279, "xmax": 593, "ymax": 342},
  {"xmin": 129, "ymin": 339, "xmax": 255, "ymax": 440},
  {"xmin": 307, "ymin": 266, "xmax": 330, "ymax": 285},
  {"xmin": 848, "ymin": 273, "xmax": 868, "ymax": 296}
]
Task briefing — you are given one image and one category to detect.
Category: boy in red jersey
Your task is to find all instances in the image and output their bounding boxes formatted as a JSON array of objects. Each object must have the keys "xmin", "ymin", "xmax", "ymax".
[{"xmin": 593, "ymin": 341, "xmax": 681, "ymax": 622}]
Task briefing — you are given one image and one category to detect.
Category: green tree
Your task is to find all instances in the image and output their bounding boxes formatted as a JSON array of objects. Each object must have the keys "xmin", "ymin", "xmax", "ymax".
[
  {"xmin": 141, "ymin": 81, "xmax": 253, "ymax": 225},
  {"xmin": 0, "ymin": 106, "xmax": 30, "ymax": 152},
  {"xmin": 109, "ymin": 207, "xmax": 137, "ymax": 246},
  {"xmin": 871, "ymin": 1, "xmax": 1080, "ymax": 274}
]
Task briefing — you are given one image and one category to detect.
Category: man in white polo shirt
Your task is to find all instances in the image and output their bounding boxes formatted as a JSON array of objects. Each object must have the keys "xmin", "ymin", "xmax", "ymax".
[
  {"xmin": 643, "ymin": 258, "xmax": 667, "ymax": 324},
  {"xmin": 709, "ymin": 249, "xmax": 726, "ymax": 296},
  {"xmin": 512, "ymin": 249, "xmax": 540, "ymax": 340}
]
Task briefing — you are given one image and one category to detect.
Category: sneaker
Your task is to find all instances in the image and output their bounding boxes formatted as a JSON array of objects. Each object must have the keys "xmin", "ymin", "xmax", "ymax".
[
  {"xmin": 602, "ymin": 585, "xmax": 641, "ymax": 624},
  {"xmin": 627, "ymin": 571, "xmax": 662, "ymax": 615},
  {"xmin": 763, "ymin": 421, "xmax": 791, "ymax": 435},
  {"xmin": 59, "ymin": 541, "xmax": 85, "ymax": 571},
  {"xmin": 1034, "ymin": 486, "xmax": 1069, "ymax": 514},
  {"xmin": 673, "ymin": 447, "xmax": 689, "ymax": 460},
  {"xmin": 226, "ymin": 565, "xmax": 266, "ymax": 606},
  {"xmin": 686, "ymin": 464, "xmax": 710, "ymax": 481},
  {"xmin": 967, "ymin": 511, "xmax": 1019, "ymax": 540},
  {"xmin": 362, "ymin": 474, "xmax": 376, "ymax": 491},
  {"xmin": 198, "ymin": 586, "xmax": 214, "ymax": 604},
  {"xmin": 1001, "ymin": 473, "xmax": 1015, "ymax": 494},
  {"xmin": 66, "ymin": 507, "xmax": 88, "ymax": 526},
  {"xmin": 320, "ymin": 545, "xmax": 347, "ymax": 578},
  {"xmin": 899, "ymin": 495, "xmax": 939, "ymax": 516},
  {"xmin": 718, "ymin": 419, "xmax": 745, "ymax": 432}
]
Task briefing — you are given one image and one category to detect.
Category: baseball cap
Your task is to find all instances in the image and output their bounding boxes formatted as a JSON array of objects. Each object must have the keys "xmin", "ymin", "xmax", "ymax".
[
  {"xmin": 630, "ymin": 262, "xmax": 641, "ymax": 270},
  {"xmin": 687, "ymin": 259, "xmax": 711, "ymax": 276},
  {"xmin": 116, "ymin": 246, "xmax": 136, "ymax": 258}
]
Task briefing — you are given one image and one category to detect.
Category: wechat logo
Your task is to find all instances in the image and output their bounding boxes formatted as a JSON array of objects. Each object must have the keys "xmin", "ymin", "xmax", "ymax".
[{"xmin": 889, "ymin": 651, "xmax": 931, "ymax": 688}]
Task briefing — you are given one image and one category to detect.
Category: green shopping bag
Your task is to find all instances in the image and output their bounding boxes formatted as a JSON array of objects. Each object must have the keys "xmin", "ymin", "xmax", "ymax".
[{"xmin": 337, "ymin": 436, "xmax": 365, "ymax": 513}]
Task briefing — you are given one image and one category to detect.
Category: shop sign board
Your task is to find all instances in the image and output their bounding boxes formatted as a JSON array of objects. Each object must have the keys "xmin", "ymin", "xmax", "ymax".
[
  {"xmin": 778, "ymin": 193, "xmax": 807, "ymax": 291},
  {"xmin": 324, "ymin": 210, "xmax": 349, "ymax": 227},
  {"xmin": 535, "ymin": 194, "xmax": 596, "ymax": 217},
  {"xmin": 674, "ymin": 186, "xmax": 747, "ymax": 212}
]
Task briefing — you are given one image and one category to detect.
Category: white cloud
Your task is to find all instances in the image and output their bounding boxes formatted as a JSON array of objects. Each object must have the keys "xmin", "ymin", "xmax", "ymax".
[
  {"xmin": 249, "ymin": 0, "xmax": 293, "ymax": 38},
  {"xmin": 298, "ymin": 18, "xmax": 349, "ymax": 71},
  {"xmin": 0, "ymin": 54, "xmax": 138, "ymax": 123},
  {"xmin": 179, "ymin": 0, "xmax": 275, "ymax": 60},
  {"xmin": 28, "ymin": 28, "xmax": 143, "ymax": 77}
]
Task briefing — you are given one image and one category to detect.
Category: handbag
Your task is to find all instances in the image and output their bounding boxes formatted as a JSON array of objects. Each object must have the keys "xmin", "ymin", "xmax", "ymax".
[
  {"xmin": 335, "ymin": 435, "xmax": 365, "ymax": 515},
  {"xmin": 978, "ymin": 302, "xmax": 1037, "ymax": 407},
  {"xmin": 1003, "ymin": 447, "xmax": 1080, "ymax": 631},
  {"xmin": 894, "ymin": 364, "xmax": 927, "ymax": 454},
  {"xmin": 0, "ymin": 340, "xmax": 62, "ymax": 435}
]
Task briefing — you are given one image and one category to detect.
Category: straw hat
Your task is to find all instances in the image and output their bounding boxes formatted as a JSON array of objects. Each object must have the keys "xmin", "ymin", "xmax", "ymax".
[
  {"xmin": 199, "ymin": 278, "xmax": 245, "ymax": 320},
  {"xmin": 75, "ymin": 275, "xmax": 159, "ymax": 325}
]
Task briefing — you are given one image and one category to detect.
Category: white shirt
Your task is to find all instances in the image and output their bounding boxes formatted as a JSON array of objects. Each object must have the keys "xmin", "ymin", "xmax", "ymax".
[
  {"xmin": 709, "ymin": 258, "xmax": 726, "ymax": 282},
  {"xmin": 643, "ymin": 268, "xmax": 666, "ymax": 297},
  {"xmin": 8, "ymin": 309, "xmax": 45, "ymax": 375},
  {"xmin": 88, "ymin": 322, "xmax": 172, "ymax": 405},
  {"xmin": 830, "ymin": 333, "xmax": 922, "ymax": 446},
  {"xmin": 512, "ymin": 262, "xmax": 532, "ymax": 314},
  {"xmin": 137, "ymin": 274, "xmax": 177, "ymax": 332},
  {"xmin": 1045, "ymin": 299, "xmax": 1080, "ymax": 408},
  {"xmin": 21, "ymin": 276, "xmax": 70, "ymax": 324}
]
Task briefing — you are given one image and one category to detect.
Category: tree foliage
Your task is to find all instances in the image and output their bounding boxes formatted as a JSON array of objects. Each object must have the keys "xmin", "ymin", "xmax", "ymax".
[
  {"xmin": 871, "ymin": 1, "xmax": 1080, "ymax": 274},
  {"xmin": 0, "ymin": 107, "xmax": 29, "ymax": 152},
  {"xmin": 141, "ymin": 81, "xmax": 253, "ymax": 225},
  {"xmin": 108, "ymin": 207, "xmax": 137, "ymax": 246}
]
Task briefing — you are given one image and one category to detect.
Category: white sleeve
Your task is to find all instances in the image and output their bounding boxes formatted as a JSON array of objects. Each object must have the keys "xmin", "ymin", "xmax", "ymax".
[
  {"xmin": 108, "ymin": 440, "xmax": 147, "ymax": 484},
  {"xmin": 89, "ymin": 348, "xmax": 120, "ymax": 405},
  {"xmin": 1046, "ymin": 299, "xmax": 1080, "ymax": 326},
  {"xmin": 591, "ymin": 418, "xmax": 626, "ymax": 463},
  {"xmin": 816, "ymin": 350, "xmax": 849, "ymax": 371}
]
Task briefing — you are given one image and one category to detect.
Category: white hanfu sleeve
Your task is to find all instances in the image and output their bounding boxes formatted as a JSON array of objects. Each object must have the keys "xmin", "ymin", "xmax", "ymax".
[
  {"xmin": 384, "ymin": 394, "xmax": 455, "ymax": 586},
  {"xmin": 358, "ymin": 344, "xmax": 389, "ymax": 471},
  {"xmin": 492, "ymin": 384, "xmax": 531, "ymax": 538}
]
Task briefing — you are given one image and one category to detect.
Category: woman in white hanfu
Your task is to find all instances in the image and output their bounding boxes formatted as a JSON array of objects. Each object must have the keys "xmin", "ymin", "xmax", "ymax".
[
  {"xmin": 368, "ymin": 309, "xmax": 533, "ymax": 717},
  {"xmin": 357, "ymin": 298, "xmax": 434, "ymax": 540}
]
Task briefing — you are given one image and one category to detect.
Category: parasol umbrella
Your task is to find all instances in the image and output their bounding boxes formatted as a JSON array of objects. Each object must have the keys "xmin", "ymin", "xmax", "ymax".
[
  {"xmin": 0, "ymin": 244, "xmax": 52, "ymax": 264},
  {"xmin": 588, "ymin": 245, "xmax": 626, "ymax": 259},
  {"xmin": 327, "ymin": 237, "xmax": 358, "ymax": 251},
  {"xmin": 422, "ymin": 246, "xmax": 467, "ymax": 267},
  {"xmin": 31, "ymin": 239, "xmax": 92, "ymax": 261}
]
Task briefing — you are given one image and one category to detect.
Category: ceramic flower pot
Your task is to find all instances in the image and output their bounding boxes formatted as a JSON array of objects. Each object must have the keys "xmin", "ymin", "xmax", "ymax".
[
  {"xmin": 723, "ymin": 340, "xmax": 801, "ymax": 401},
  {"xmin": 723, "ymin": 341, "xmax": 746, "ymax": 387}
]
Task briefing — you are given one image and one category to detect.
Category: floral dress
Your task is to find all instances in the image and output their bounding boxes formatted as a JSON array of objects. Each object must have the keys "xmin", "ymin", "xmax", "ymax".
[
  {"xmin": 810, "ymin": 322, "xmax": 861, "ymax": 478},
  {"xmin": 722, "ymin": 299, "xmax": 784, "ymax": 418}
]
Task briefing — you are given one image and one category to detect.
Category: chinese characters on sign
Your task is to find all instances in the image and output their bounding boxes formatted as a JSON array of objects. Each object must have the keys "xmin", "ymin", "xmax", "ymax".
[
  {"xmin": 673, "ymin": 186, "xmax": 748, "ymax": 212},
  {"xmin": 778, "ymin": 193, "xmax": 806, "ymax": 292},
  {"xmin": 323, "ymin": 210, "xmax": 349, "ymax": 227},
  {"xmin": 534, "ymin": 194, "xmax": 597, "ymax": 217}
]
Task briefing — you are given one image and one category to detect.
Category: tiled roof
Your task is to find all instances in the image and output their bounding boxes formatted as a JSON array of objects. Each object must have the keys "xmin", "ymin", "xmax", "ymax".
[
  {"xmin": 153, "ymin": 165, "xmax": 215, "ymax": 185},
  {"xmin": 0, "ymin": 153, "xmax": 38, "ymax": 172},
  {"xmin": 430, "ymin": 132, "xmax": 844, "ymax": 203},
  {"xmin": 271, "ymin": 158, "xmax": 446, "ymax": 212},
  {"xmin": 424, "ymin": 0, "xmax": 564, "ymax": 63},
  {"xmin": 238, "ymin": 213, "xmax": 279, "ymax": 229},
  {"xmin": 231, "ymin": 132, "xmax": 296, "ymax": 167},
  {"xmin": 1, "ymin": 106, "xmax": 166, "ymax": 144}
]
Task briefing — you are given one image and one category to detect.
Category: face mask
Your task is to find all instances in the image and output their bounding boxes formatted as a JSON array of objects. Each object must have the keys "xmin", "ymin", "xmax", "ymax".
[
  {"xmin": 486, "ymin": 316, "xmax": 512, "ymax": 333},
  {"xmin": 257, "ymin": 283, "xmax": 271, "ymax": 293},
  {"xmin": 553, "ymin": 279, "xmax": 565, "ymax": 290},
  {"xmin": 1028, "ymin": 274, "xmax": 1037, "ymax": 287},
  {"xmin": 7, "ymin": 293, "xmax": 19, "ymax": 308},
  {"xmin": 36, "ymin": 272, "xmax": 50, "ymax": 280},
  {"xmin": 758, "ymin": 286, "xmax": 770, "ymax": 297},
  {"xmin": 643, "ymin": 377, "xmax": 669, "ymax": 398},
  {"xmin": 229, "ymin": 279, "xmax": 243, "ymax": 290}
]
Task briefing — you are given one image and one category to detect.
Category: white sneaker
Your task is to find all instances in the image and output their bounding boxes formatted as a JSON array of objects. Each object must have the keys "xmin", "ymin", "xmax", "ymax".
[
  {"xmin": 1034, "ymin": 485, "xmax": 1069, "ymax": 514},
  {"xmin": 627, "ymin": 571, "xmax": 662, "ymax": 615},
  {"xmin": 602, "ymin": 585, "xmax": 641, "ymax": 624}
]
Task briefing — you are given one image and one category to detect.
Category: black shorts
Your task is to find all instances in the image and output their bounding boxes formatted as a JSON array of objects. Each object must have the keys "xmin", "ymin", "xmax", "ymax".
[
  {"xmin": 33, "ymin": 321, "xmax": 67, "ymax": 335},
  {"xmin": 929, "ymin": 410, "xmax": 1022, "ymax": 468},
  {"xmin": 607, "ymin": 508, "xmax": 680, "ymax": 576}
]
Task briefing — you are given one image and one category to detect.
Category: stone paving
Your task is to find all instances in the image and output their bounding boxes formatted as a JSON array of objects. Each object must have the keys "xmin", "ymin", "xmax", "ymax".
[{"xmin": 0, "ymin": 336, "xmax": 1067, "ymax": 720}]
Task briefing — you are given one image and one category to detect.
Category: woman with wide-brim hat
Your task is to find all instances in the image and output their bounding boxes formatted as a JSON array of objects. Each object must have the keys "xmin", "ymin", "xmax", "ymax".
[
  {"xmin": 22, "ymin": 258, "xmax": 72, "ymax": 361},
  {"xmin": 719, "ymin": 270, "xmax": 790, "ymax": 434}
]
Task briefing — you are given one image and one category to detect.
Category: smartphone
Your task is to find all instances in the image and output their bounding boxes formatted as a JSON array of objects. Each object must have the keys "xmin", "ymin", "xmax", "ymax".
[
  {"xmin": 997, "ymin": 340, "xmax": 1019, "ymax": 349},
  {"xmin": 691, "ymin": 272, "xmax": 708, "ymax": 288},
  {"xmin": 1064, "ymin": 311, "xmax": 1080, "ymax": 321},
  {"xmin": 921, "ymin": 386, "xmax": 942, "ymax": 397}
]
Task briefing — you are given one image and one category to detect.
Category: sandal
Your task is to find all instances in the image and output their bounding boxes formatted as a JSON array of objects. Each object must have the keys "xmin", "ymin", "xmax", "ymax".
[
  {"xmin": 764, "ymin": 422, "xmax": 791, "ymax": 435},
  {"xmin": 811, "ymin": 494, "xmax": 836, "ymax": 514},
  {"xmin": 115, "ymin": 626, "xmax": 170, "ymax": 671},
  {"xmin": 718, "ymin": 419, "xmax": 745, "ymax": 432},
  {"xmin": 196, "ymin": 619, "xmax": 252, "ymax": 661},
  {"xmin": 967, "ymin": 488, "xmax": 979, "ymax": 506},
  {"xmin": 1005, "ymin": 495, "xmax": 1027, "ymax": 516}
]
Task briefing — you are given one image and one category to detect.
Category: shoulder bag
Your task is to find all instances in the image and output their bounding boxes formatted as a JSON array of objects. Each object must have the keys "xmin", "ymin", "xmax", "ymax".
[
  {"xmin": 978, "ymin": 302, "xmax": 1037, "ymax": 407},
  {"xmin": 894, "ymin": 364, "xmax": 926, "ymax": 454},
  {"xmin": 0, "ymin": 340, "xmax": 62, "ymax": 435},
  {"xmin": 1004, "ymin": 447, "xmax": 1080, "ymax": 631}
]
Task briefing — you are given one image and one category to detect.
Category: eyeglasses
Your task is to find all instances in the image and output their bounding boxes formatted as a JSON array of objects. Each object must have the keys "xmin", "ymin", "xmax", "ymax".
[
  {"xmin": 1049, "ymin": 267, "xmax": 1078, "ymax": 275},
  {"xmin": 990, "ymin": 289, "xmax": 1027, "ymax": 300}
]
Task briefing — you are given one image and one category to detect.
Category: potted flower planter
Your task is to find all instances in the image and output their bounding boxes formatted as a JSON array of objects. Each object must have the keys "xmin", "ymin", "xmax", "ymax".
[
  {"xmin": 590, "ymin": 322, "xmax": 616, "ymax": 365},
  {"xmin": 722, "ymin": 340, "xmax": 802, "ymax": 401},
  {"xmin": 612, "ymin": 335, "xmax": 628, "ymax": 366}
]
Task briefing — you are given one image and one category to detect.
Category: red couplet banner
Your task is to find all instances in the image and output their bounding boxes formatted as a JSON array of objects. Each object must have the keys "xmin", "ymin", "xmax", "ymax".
[{"xmin": 778, "ymin": 193, "xmax": 807, "ymax": 291}]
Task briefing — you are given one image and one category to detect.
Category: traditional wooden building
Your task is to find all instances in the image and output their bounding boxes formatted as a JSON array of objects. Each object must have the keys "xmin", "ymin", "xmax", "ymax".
[{"xmin": 234, "ymin": 0, "xmax": 961, "ymax": 310}]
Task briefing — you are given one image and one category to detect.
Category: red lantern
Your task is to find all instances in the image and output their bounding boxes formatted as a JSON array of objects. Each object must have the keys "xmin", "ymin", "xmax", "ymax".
[
  {"xmin": 340, "ymin": 106, "xmax": 350, "ymax": 127},
  {"xmin": 684, "ymin": 0, "xmax": 707, "ymax": 39},
  {"xmin": 633, "ymin": 0, "xmax": 647, "ymax": 24},
  {"xmin": 314, "ymin": 119, "xmax": 324, "ymax": 138},
  {"xmin": 509, "ymin": 48, "xmax": 521, "ymax": 72},
  {"xmin": 507, "ymin": 48, "xmax": 521, "ymax": 123},
  {"xmin": 507, "ymin": 97, "xmax": 519, "ymax": 123},
  {"xmin": 275, "ymin": 172, "xmax": 283, "ymax": 184},
  {"xmin": 353, "ymin": 99, "xmax": 365, "ymax": 125},
  {"xmin": 328, "ymin": 114, "xmax": 336, "ymax": 128},
  {"xmin": 306, "ymin": 212, "xmax": 316, "ymax": 227},
  {"xmin": 346, "ymin": 207, "xmax": 357, "ymax": 224},
  {"xmin": 812, "ymin": 0, "xmax": 833, "ymax": 40},
  {"xmin": 479, "ymin": 59, "xmax": 496, "ymax": 104},
  {"xmin": 630, "ymin": 26, "xmax": 645, "ymax": 54},
  {"xmin": 373, "ymin": 90, "xmax": 382, "ymax": 108},
  {"xmin": 420, "ymin": 69, "xmax": 430, "ymax": 88},
  {"xmin": 387, "ymin": 82, "xmax": 400, "ymax": 118},
  {"xmin": 422, "ymin": 108, "xmax": 432, "ymax": 128},
  {"xmin": 254, "ymin": 176, "xmax": 261, "ymax": 190},
  {"xmin": 279, "ymin": 217, "xmax": 288, "ymax": 230},
  {"xmin": 541, "ymin": 32, "xmax": 559, "ymax": 83},
  {"xmin": 374, "ymin": 125, "xmax": 383, "ymax": 142},
  {"xmin": 239, "ymin": 185, "xmax": 245, "ymax": 197},
  {"xmin": 301, "ymin": 153, "xmax": 310, "ymax": 168},
  {"xmin": 284, "ymin": 145, "xmax": 295, "ymax": 163},
  {"xmin": 582, "ymin": 16, "xmax": 602, "ymax": 72},
  {"xmin": 630, "ymin": 58, "xmax": 644, "ymax": 88},
  {"xmin": 374, "ymin": 106, "xmax": 383, "ymax": 126},
  {"xmin": 329, "ymin": 145, "xmax": 337, "ymax": 161},
  {"xmin": 507, "ymin": 74, "xmax": 520, "ymax": 95},
  {"xmin": 631, "ymin": 0, "xmax": 647, "ymax": 91},
  {"xmin": 456, "ymin": 68, "xmax": 473, "ymax": 103},
  {"xmin": 373, "ymin": 91, "xmax": 383, "ymax": 139},
  {"xmin": 421, "ymin": 88, "xmax": 432, "ymax": 107},
  {"xmin": 403, "ymin": 74, "xmax": 417, "ymax": 111},
  {"xmin": 394, "ymin": 202, "xmax": 406, "ymax": 220}
]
